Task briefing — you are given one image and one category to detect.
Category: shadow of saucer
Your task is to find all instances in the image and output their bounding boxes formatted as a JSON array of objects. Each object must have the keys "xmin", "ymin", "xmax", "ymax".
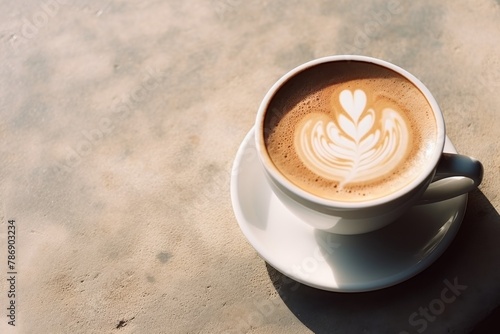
[{"xmin": 266, "ymin": 190, "xmax": 500, "ymax": 333}]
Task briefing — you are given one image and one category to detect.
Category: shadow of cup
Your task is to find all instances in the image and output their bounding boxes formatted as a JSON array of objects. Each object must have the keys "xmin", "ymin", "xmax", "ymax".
[{"xmin": 265, "ymin": 190, "xmax": 499, "ymax": 333}]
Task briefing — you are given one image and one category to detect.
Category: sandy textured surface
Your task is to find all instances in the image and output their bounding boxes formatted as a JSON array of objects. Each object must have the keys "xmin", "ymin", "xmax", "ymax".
[{"xmin": 0, "ymin": 0, "xmax": 499, "ymax": 333}]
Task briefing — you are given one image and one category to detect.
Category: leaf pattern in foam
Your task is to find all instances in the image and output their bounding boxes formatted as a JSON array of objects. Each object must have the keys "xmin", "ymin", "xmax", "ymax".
[{"xmin": 295, "ymin": 89, "xmax": 409, "ymax": 188}]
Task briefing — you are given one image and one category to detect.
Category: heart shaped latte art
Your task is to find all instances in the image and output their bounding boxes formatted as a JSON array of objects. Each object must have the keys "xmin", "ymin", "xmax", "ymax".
[{"xmin": 295, "ymin": 89, "xmax": 409, "ymax": 188}]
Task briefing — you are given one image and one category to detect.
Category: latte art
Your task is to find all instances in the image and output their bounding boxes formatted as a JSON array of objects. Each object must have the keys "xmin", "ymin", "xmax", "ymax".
[
  {"xmin": 264, "ymin": 61, "xmax": 438, "ymax": 201},
  {"xmin": 295, "ymin": 89, "xmax": 409, "ymax": 187}
]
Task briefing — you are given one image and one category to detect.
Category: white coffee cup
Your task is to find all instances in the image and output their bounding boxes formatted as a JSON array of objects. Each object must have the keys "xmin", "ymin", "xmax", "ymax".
[{"xmin": 255, "ymin": 55, "xmax": 483, "ymax": 235}]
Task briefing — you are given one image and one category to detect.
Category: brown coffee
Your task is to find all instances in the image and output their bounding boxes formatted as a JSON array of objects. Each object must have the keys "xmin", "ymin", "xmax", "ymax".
[{"xmin": 264, "ymin": 61, "xmax": 438, "ymax": 201}]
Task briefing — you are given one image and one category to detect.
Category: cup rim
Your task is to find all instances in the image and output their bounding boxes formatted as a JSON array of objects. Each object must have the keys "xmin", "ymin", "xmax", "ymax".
[{"xmin": 255, "ymin": 55, "xmax": 446, "ymax": 209}]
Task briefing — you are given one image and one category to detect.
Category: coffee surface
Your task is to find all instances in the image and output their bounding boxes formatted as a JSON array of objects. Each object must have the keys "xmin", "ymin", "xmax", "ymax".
[{"xmin": 264, "ymin": 61, "xmax": 438, "ymax": 201}]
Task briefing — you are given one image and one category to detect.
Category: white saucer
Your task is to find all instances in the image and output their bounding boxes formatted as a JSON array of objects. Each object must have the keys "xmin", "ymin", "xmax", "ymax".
[{"xmin": 230, "ymin": 127, "xmax": 468, "ymax": 292}]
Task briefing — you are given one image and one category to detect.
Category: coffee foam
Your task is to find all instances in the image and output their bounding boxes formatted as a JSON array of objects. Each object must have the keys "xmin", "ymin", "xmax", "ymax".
[{"xmin": 264, "ymin": 61, "xmax": 438, "ymax": 202}]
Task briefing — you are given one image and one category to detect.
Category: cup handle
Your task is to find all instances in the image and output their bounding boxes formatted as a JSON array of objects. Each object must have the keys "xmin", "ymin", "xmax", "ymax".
[{"xmin": 416, "ymin": 153, "xmax": 484, "ymax": 204}]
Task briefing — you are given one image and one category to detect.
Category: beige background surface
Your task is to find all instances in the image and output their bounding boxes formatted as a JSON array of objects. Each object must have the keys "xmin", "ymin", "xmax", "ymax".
[{"xmin": 0, "ymin": 0, "xmax": 499, "ymax": 333}]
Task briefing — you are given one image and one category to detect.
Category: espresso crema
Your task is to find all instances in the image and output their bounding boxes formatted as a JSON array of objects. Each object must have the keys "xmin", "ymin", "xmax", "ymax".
[{"xmin": 264, "ymin": 61, "xmax": 438, "ymax": 201}]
